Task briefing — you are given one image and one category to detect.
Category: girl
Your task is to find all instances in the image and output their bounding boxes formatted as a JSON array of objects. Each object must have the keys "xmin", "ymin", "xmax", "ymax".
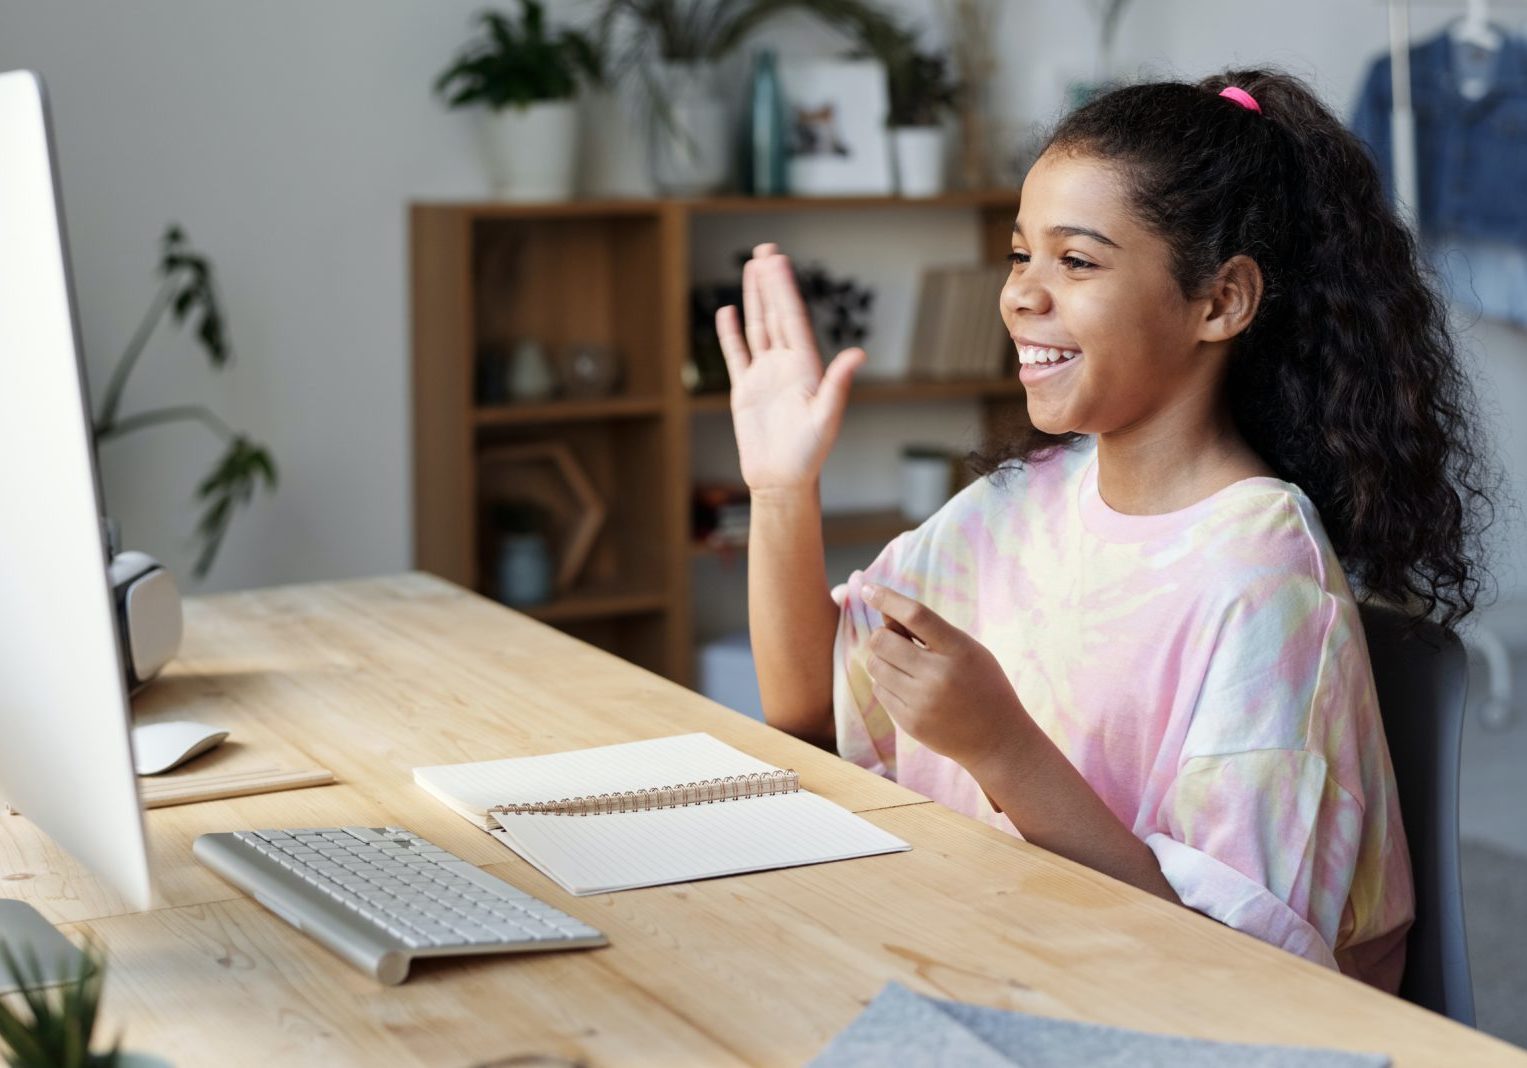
[{"xmin": 713, "ymin": 69, "xmax": 1493, "ymax": 993}]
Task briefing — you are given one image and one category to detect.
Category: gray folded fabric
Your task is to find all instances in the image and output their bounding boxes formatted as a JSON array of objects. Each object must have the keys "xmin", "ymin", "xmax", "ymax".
[{"xmin": 809, "ymin": 983, "xmax": 1391, "ymax": 1068}]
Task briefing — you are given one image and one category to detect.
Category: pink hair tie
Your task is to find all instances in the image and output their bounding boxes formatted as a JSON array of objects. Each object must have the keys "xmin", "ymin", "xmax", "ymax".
[{"xmin": 1219, "ymin": 86, "xmax": 1261, "ymax": 114}]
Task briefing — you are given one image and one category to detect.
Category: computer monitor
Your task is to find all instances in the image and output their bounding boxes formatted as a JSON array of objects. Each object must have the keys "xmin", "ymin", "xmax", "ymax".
[{"xmin": 0, "ymin": 69, "xmax": 153, "ymax": 978}]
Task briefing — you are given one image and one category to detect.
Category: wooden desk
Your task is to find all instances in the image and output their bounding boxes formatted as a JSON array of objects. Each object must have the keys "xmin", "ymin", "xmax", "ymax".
[{"xmin": 1, "ymin": 573, "xmax": 1521, "ymax": 1066}]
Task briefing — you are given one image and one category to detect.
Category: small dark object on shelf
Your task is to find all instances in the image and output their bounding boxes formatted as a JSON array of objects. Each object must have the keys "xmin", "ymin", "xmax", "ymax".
[
  {"xmin": 688, "ymin": 280, "xmax": 744, "ymax": 395},
  {"xmin": 487, "ymin": 500, "xmax": 554, "ymax": 607},
  {"xmin": 687, "ymin": 252, "xmax": 876, "ymax": 396},
  {"xmin": 795, "ymin": 260, "xmax": 875, "ymax": 349},
  {"xmin": 691, "ymin": 483, "xmax": 751, "ymax": 548},
  {"xmin": 557, "ymin": 342, "xmax": 623, "ymax": 397}
]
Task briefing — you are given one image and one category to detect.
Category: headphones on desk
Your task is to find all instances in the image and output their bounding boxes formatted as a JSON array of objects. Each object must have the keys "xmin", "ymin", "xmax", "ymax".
[{"xmin": 103, "ymin": 519, "xmax": 182, "ymax": 693}]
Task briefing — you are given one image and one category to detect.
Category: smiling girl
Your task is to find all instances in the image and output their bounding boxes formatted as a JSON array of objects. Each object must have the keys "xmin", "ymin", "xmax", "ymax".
[{"xmin": 714, "ymin": 69, "xmax": 1492, "ymax": 992}]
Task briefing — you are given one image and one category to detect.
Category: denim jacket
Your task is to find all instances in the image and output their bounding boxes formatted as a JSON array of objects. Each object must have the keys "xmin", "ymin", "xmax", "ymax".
[{"xmin": 1351, "ymin": 29, "xmax": 1527, "ymax": 246}]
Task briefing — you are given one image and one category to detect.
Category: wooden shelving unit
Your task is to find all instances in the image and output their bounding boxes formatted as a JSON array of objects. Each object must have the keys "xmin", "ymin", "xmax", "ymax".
[{"xmin": 411, "ymin": 191, "xmax": 1027, "ymax": 685}]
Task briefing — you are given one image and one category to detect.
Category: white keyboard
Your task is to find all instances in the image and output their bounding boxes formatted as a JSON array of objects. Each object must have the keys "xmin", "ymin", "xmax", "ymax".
[{"xmin": 193, "ymin": 826, "xmax": 606, "ymax": 985}]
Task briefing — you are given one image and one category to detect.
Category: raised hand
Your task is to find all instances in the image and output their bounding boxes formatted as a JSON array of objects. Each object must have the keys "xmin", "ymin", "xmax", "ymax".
[{"xmin": 714, "ymin": 243, "xmax": 866, "ymax": 494}]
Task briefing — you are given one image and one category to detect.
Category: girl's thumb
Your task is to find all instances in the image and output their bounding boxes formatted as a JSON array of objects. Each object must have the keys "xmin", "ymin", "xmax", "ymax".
[{"xmin": 821, "ymin": 347, "xmax": 865, "ymax": 398}]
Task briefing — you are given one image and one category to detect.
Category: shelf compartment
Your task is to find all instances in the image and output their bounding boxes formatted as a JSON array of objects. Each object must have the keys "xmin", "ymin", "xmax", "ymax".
[
  {"xmin": 471, "ymin": 214, "xmax": 667, "ymax": 400},
  {"xmin": 474, "ymin": 395, "xmax": 665, "ymax": 427},
  {"xmin": 476, "ymin": 419, "xmax": 669, "ymax": 605}
]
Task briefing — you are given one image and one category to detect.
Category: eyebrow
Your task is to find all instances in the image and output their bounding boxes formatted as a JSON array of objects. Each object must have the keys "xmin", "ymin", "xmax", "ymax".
[{"xmin": 1012, "ymin": 221, "xmax": 1122, "ymax": 250}]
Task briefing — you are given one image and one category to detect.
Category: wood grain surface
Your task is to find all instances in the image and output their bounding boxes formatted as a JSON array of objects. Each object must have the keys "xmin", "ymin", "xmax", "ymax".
[{"xmin": 2, "ymin": 573, "xmax": 1520, "ymax": 1067}]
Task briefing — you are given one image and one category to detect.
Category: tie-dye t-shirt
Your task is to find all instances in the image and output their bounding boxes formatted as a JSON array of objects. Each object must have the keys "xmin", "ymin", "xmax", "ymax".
[{"xmin": 831, "ymin": 437, "xmax": 1414, "ymax": 992}]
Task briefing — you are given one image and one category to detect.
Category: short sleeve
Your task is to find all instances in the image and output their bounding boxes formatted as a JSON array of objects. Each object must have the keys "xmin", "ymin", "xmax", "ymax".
[{"xmin": 1145, "ymin": 750, "xmax": 1365, "ymax": 971}]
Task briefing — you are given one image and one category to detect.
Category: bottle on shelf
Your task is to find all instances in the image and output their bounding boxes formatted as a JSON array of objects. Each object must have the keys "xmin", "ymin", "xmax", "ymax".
[{"xmin": 748, "ymin": 50, "xmax": 788, "ymax": 197}]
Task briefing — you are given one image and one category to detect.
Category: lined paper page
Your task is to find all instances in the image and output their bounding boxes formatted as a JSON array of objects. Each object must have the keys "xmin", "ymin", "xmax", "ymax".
[
  {"xmin": 490, "ymin": 791, "xmax": 910, "ymax": 895},
  {"xmin": 413, "ymin": 734, "xmax": 782, "ymax": 824}
]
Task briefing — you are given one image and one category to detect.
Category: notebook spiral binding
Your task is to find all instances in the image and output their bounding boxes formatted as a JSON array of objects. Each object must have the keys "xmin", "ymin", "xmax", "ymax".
[{"xmin": 490, "ymin": 769, "xmax": 801, "ymax": 817}]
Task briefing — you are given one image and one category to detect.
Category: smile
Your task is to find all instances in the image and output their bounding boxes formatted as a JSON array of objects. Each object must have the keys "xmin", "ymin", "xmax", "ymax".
[
  {"xmin": 1016, "ymin": 344, "xmax": 1082, "ymax": 385},
  {"xmin": 1017, "ymin": 344, "xmax": 1081, "ymax": 365}
]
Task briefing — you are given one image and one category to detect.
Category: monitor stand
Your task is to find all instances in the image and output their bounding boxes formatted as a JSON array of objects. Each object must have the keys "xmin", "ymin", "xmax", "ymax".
[{"xmin": 0, "ymin": 900, "xmax": 91, "ymax": 994}]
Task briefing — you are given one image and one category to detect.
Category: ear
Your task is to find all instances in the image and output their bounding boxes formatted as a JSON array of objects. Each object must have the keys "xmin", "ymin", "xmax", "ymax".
[{"xmin": 1197, "ymin": 254, "xmax": 1263, "ymax": 344}]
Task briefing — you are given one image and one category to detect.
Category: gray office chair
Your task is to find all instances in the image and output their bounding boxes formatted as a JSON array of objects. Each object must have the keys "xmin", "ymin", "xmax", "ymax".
[{"xmin": 1359, "ymin": 602, "xmax": 1475, "ymax": 1025}]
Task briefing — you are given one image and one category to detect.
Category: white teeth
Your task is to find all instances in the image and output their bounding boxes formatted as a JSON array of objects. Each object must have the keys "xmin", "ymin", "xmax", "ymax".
[{"xmin": 1017, "ymin": 345, "xmax": 1081, "ymax": 366}]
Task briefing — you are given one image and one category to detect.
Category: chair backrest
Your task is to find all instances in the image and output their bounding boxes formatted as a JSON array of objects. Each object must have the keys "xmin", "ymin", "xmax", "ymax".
[{"xmin": 1358, "ymin": 602, "xmax": 1474, "ymax": 1025}]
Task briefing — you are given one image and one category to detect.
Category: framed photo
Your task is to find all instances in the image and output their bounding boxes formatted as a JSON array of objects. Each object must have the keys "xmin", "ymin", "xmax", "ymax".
[{"xmin": 780, "ymin": 58, "xmax": 892, "ymax": 196}]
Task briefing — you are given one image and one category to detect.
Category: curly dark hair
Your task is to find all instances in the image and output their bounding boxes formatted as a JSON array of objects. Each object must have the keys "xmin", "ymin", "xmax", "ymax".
[{"xmin": 975, "ymin": 68, "xmax": 1495, "ymax": 634}]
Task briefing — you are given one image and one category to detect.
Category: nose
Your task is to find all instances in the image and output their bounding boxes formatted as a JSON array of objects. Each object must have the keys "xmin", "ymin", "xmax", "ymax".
[{"xmin": 1001, "ymin": 267, "xmax": 1050, "ymax": 319}]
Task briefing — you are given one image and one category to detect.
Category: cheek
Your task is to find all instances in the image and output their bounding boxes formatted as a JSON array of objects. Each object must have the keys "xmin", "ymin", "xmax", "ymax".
[{"xmin": 1071, "ymin": 279, "xmax": 1183, "ymax": 363}]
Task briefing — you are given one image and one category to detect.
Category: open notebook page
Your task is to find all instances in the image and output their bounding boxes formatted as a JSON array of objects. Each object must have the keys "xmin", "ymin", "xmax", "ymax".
[
  {"xmin": 492, "ymin": 790, "xmax": 909, "ymax": 895},
  {"xmin": 414, "ymin": 733, "xmax": 792, "ymax": 829}
]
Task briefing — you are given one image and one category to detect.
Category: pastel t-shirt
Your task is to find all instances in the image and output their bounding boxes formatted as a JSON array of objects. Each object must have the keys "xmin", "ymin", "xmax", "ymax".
[{"xmin": 832, "ymin": 438, "xmax": 1414, "ymax": 992}]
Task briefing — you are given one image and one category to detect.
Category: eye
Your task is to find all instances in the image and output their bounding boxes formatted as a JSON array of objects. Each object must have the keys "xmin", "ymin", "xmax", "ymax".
[{"xmin": 1005, "ymin": 250, "xmax": 1096, "ymax": 271}]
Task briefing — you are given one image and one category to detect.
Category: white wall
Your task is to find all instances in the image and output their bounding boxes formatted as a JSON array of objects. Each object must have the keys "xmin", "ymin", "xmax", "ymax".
[
  {"xmin": 3, "ymin": 0, "xmax": 1524, "ymax": 618},
  {"xmin": 0, "ymin": 0, "xmax": 494, "ymax": 592}
]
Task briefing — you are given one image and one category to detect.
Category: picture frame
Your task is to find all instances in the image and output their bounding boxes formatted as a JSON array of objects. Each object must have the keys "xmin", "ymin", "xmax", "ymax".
[{"xmin": 780, "ymin": 58, "xmax": 892, "ymax": 197}]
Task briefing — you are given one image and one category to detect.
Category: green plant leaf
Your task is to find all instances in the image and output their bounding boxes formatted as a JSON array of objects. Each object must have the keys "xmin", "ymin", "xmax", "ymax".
[
  {"xmin": 434, "ymin": 2, "xmax": 600, "ymax": 109},
  {"xmin": 0, "ymin": 938, "xmax": 109, "ymax": 1068},
  {"xmin": 189, "ymin": 435, "xmax": 277, "ymax": 578}
]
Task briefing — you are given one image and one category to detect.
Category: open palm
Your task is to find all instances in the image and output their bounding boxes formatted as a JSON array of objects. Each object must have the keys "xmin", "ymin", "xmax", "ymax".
[{"xmin": 714, "ymin": 244, "xmax": 866, "ymax": 493}]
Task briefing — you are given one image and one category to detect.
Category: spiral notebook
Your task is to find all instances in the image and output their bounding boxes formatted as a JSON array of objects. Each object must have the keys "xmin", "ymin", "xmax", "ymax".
[{"xmin": 412, "ymin": 733, "xmax": 910, "ymax": 895}]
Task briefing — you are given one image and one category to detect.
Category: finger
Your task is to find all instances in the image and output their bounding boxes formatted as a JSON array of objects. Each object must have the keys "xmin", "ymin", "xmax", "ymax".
[
  {"xmin": 753, "ymin": 242, "xmax": 779, "ymax": 258},
  {"xmin": 871, "ymin": 674, "xmax": 915, "ymax": 723},
  {"xmin": 742, "ymin": 257, "xmax": 772, "ymax": 355},
  {"xmin": 861, "ymin": 584, "xmax": 952, "ymax": 652},
  {"xmin": 715, "ymin": 305, "xmax": 752, "ymax": 384},
  {"xmin": 762, "ymin": 254, "xmax": 817, "ymax": 353},
  {"xmin": 761, "ymin": 256, "xmax": 790, "ymax": 354},
  {"xmin": 869, "ymin": 626, "xmax": 925, "ymax": 676}
]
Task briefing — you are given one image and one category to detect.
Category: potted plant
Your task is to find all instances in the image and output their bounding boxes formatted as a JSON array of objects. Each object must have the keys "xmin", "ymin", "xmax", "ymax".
[
  {"xmin": 592, "ymin": 0, "xmax": 899, "ymax": 196},
  {"xmin": 0, "ymin": 939, "xmax": 168, "ymax": 1067},
  {"xmin": 434, "ymin": 1, "xmax": 603, "ymax": 201},
  {"xmin": 847, "ymin": 15, "xmax": 963, "ymax": 197},
  {"xmin": 94, "ymin": 225, "xmax": 277, "ymax": 581}
]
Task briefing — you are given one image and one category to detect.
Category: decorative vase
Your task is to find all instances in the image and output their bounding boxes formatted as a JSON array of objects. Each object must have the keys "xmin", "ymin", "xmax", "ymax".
[
  {"xmin": 891, "ymin": 126, "xmax": 947, "ymax": 198},
  {"xmin": 650, "ymin": 62, "xmax": 729, "ymax": 196},
  {"xmin": 506, "ymin": 340, "xmax": 558, "ymax": 402},
  {"xmin": 476, "ymin": 100, "xmax": 579, "ymax": 202}
]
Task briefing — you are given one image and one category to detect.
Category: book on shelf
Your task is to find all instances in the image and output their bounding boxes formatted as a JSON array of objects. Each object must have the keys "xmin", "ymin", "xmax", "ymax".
[
  {"xmin": 413, "ymin": 733, "xmax": 910, "ymax": 895},
  {"xmin": 906, "ymin": 264, "xmax": 1013, "ymax": 381}
]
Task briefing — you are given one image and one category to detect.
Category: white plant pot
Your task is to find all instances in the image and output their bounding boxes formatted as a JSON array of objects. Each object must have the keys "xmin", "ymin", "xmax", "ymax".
[
  {"xmin": 891, "ymin": 126, "xmax": 947, "ymax": 198},
  {"xmin": 649, "ymin": 62, "xmax": 730, "ymax": 197},
  {"xmin": 475, "ymin": 100, "xmax": 579, "ymax": 202}
]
